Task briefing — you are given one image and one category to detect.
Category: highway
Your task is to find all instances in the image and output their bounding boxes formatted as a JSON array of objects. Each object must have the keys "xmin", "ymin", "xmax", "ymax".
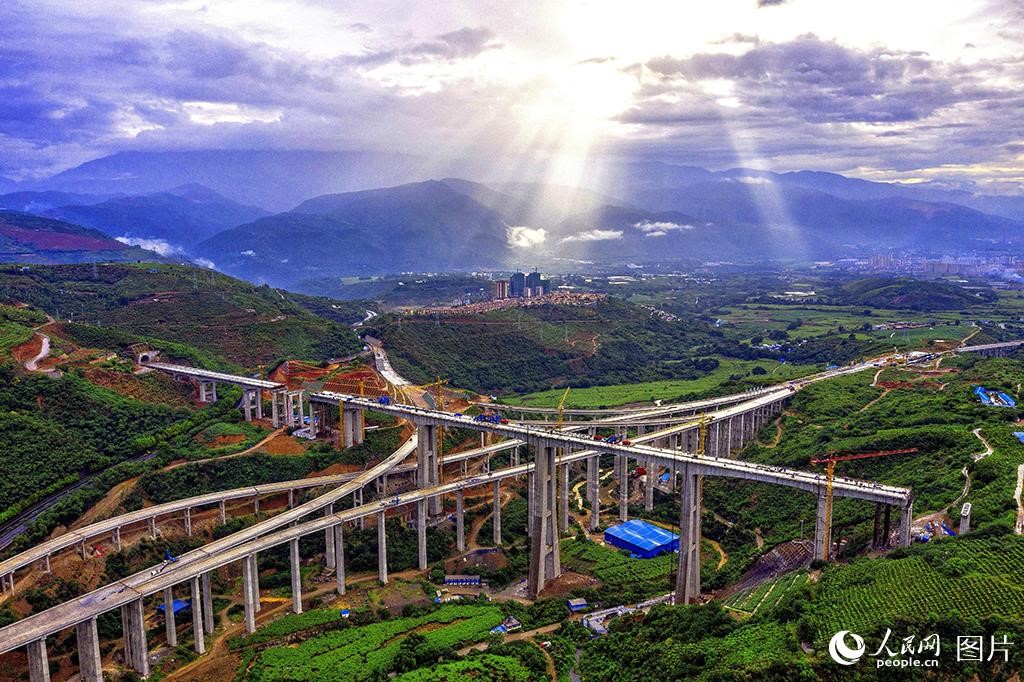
[{"xmin": 144, "ymin": 362, "xmax": 285, "ymax": 390}]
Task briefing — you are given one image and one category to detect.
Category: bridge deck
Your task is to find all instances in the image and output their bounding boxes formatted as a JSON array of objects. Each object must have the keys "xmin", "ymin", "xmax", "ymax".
[{"xmin": 145, "ymin": 362, "xmax": 285, "ymax": 390}]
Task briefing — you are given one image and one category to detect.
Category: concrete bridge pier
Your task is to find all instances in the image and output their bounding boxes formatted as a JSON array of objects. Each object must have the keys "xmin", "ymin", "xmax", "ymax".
[
  {"xmin": 813, "ymin": 491, "xmax": 831, "ymax": 562},
  {"xmin": 527, "ymin": 471, "xmax": 536, "ymax": 535},
  {"xmin": 675, "ymin": 463, "xmax": 702, "ymax": 604},
  {"xmin": 617, "ymin": 455, "xmax": 628, "ymax": 522},
  {"xmin": 325, "ymin": 504, "xmax": 336, "ymax": 569},
  {"xmin": 76, "ymin": 617, "xmax": 103, "ymax": 682},
  {"xmin": 27, "ymin": 638, "xmax": 49, "ymax": 682},
  {"xmin": 242, "ymin": 554, "xmax": 258, "ymax": 634},
  {"xmin": 559, "ymin": 460, "xmax": 570, "ymax": 533},
  {"xmin": 493, "ymin": 480, "xmax": 502, "ymax": 545},
  {"xmin": 201, "ymin": 572, "xmax": 214, "ymax": 635},
  {"xmin": 190, "ymin": 575, "xmax": 206, "ymax": 653},
  {"xmin": 899, "ymin": 500, "xmax": 914, "ymax": 547},
  {"xmin": 527, "ymin": 440, "xmax": 561, "ymax": 600},
  {"xmin": 120, "ymin": 598, "xmax": 149, "ymax": 676},
  {"xmin": 333, "ymin": 524, "xmax": 346, "ymax": 595},
  {"xmin": 587, "ymin": 456, "xmax": 600, "ymax": 531},
  {"xmin": 377, "ymin": 511, "xmax": 389, "ymax": 584},
  {"xmin": 417, "ymin": 499, "xmax": 428, "ymax": 570},
  {"xmin": 644, "ymin": 457, "xmax": 656, "ymax": 511},
  {"xmin": 289, "ymin": 538, "xmax": 303, "ymax": 615},
  {"xmin": 415, "ymin": 422, "xmax": 440, "ymax": 516},
  {"xmin": 164, "ymin": 587, "xmax": 177, "ymax": 647},
  {"xmin": 455, "ymin": 490, "xmax": 466, "ymax": 552},
  {"xmin": 198, "ymin": 380, "xmax": 217, "ymax": 403}
]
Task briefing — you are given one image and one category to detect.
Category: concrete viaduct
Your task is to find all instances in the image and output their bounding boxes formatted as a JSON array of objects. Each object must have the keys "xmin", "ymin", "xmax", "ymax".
[
  {"xmin": 0, "ymin": 364, "xmax": 912, "ymax": 681},
  {"xmin": 954, "ymin": 339, "xmax": 1024, "ymax": 358},
  {"xmin": 142, "ymin": 361, "xmax": 309, "ymax": 428}
]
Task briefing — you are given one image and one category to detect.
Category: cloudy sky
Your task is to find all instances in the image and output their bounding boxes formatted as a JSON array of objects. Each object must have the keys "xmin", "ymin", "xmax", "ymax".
[{"xmin": 2, "ymin": 0, "xmax": 1022, "ymax": 193}]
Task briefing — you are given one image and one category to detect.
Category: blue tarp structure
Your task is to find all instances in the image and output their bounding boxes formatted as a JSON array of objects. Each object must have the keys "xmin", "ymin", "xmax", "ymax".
[
  {"xmin": 604, "ymin": 519, "xmax": 679, "ymax": 559},
  {"xmin": 975, "ymin": 386, "xmax": 1017, "ymax": 407},
  {"xmin": 1013, "ymin": 432, "xmax": 1024, "ymax": 445},
  {"xmin": 156, "ymin": 599, "xmax": 191, "ymax": 616}
]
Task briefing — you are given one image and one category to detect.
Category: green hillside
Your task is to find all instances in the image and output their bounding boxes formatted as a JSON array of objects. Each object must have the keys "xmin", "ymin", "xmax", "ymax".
[{"xmin": 0, "ymin": 262, "xmax": 363, "ymax": 367}]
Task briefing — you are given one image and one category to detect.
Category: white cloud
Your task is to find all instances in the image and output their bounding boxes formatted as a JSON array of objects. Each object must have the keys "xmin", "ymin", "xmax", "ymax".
[
  {"xmin": 240, "ymin": 249, "xmax": 256, "ymax": 256},
  {"xmin": 193, "ymin": 257, "xmax": 216, "ymax": 269},
  {"xmin": 115, "ymin": 236, "xmax": 183, "ymax": 256},
  {"xmin": 733, "ymin": 176, "xmax": 772, "ymax": 184},
  {"xmin": 633, "ymin": 220, "xmax": 694, "ymax": 237},
  {"xmin": 560, "ymin": 229, "xmax": 623, "ymax": 243},
  {"xmin": 506, "ymin": 225, "xmax": 547, "ymax": 248}
]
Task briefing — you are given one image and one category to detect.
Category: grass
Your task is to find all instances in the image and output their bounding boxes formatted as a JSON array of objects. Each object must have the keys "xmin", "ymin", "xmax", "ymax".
[
  {"xmin": 507, "ymin": 357, "xmax": 818, "ymax": 408},
  {"xmin": 0, "ymin": 321, "xmax": 32, "ymax": 354}
]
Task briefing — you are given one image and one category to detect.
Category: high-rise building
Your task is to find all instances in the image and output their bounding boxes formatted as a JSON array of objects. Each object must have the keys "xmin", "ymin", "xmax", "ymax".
[
  {"xmin": 526, "ymin": 270, "xmax": 542, "ymax": 291},
  {"xmin": 491, "ymin": 280, "xmax": 509, "ymax": 299},
  {"xmin": 510, "ymin": 271, "xmax": 526, "ymax": 297}
]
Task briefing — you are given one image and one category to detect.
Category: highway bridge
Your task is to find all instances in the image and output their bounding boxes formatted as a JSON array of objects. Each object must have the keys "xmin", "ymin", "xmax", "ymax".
[
  {"xmin": 0, "ymin": 359, "xmax": 912, "ymax": 681},
  {"xmin": 954, "ymin": 339, "xmax": 1024, "ymax": 357}
]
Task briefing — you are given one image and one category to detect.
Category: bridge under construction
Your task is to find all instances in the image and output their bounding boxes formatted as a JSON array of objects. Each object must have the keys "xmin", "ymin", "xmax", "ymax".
[{"xmin": 0, "ymin": 358, "xmax": 913, "ymax": 682}]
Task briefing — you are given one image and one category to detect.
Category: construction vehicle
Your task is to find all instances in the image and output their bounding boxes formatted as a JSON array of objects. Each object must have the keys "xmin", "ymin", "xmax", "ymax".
[{"xmin": 811, "ymin": 448, "xmax": 918, "ymax": 560}]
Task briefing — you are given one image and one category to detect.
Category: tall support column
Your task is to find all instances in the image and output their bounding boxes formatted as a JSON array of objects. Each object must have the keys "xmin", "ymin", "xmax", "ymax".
[
  {"xmin": 455, "ymin": 489, "xmax": 466, "ymax": 552},
  {"xmin": 271, "ymin": 390, "xmax": 280, "ymax": 428},
  {"xmin": 417, "ymin": 499, "xmax": 428, "ymax": 570},
  {"xmin": 333, "ymin": 524, "xmax": 346, "ymax": 595},
  {"xmin": 377, "ymin": 511, "xmax": 389, "ymax": 584},
  {"xmin": 163, "ymin": 587, "xmax": 177, "ymax": 647},
  {"xmin": 27, "ymin": 639, "xmax": 50, "ymax": 682},
  {"xmin": 255, "ymin": 390, "xmax": 264, "ymax": 419},
  {"xmin": 644, "ymin": 458, "xmax": 655, "ymax": 511},
  {"xmin": 199, "ymin": 381, "xmax": 208, "ymax": 403},
  {"xmin": 201, "ymin": 572, "xmax": 214, "ymax": 635},
  {"xmin": 243, "ymin": 389, "xmax": 253, "ymax": 422},
  {"xmin": 493, "ymin": 480, "xmax": 502, "ymax": 545},
  {"xmin": 675, "ymin": 463, "xmax": 702, "ymax": 604},
  {"xmin": 76, "ymin": 618, "xmax": 103, "ymax": 682},
  {"xmin": 325, "ymin": 504, "xmax": 336, "ymax": 569},
  {"xmin": 242, "ymin": 554, "xmax": 257, "ymax": 634},
  {"xmin": 289, "ymin": 538, "xmax": 303, "ymax": 614},
  {"xmin": 617, "ymin": 455, "xmax": 628, "ymax": 522},
  {"xmin": 184, "ymin": 508, "xmax": 192, "ymax": 536},
  {"xmin": 284, "ymin": 392, "xmax": 294, "ymax": 428},
  {"xmin": 587, "ymin": 455, "xmax": 600, "ymax": 531},
  {"xmin": 190, "ymin": 576, "xmax": 206, "ymax": 654},
  {"xmin": 219, "ymin": 500, "xmax": 226, "ymax": 525},
  {"xmin": 559, "ymin": 461, "xmax": 570, "ymax": 533},
  {"xmin": 813, "ymin": 491, "xmax": 831, "ymax": 562},
  {"xmin": 527, "ymin": 440, "xmax": 561, "ymax": 600},
  {"xmin": 899, "ymin": 500, "xmax": 914, "ymax": 547},
  {"xmin": 725, "ymin": 418, "xmax": 733, "ymax": 455},
  {"xmin": 120, "ymin": 598, "xmax": 149, "ymax": 677},
  {"xmin": 417, "ymin": 422, "xmax": 440, "ymax": 516},
  {"xmin": 873, "ymin": 503, "xmax": 883, "ymax": 548},
  {"xmin": 342, "ymin": 408, "xmax": 354, "ymax": 448}
]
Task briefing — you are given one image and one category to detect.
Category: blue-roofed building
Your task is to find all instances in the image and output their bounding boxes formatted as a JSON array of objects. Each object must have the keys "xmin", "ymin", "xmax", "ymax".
[{"xmin": 603, "ymin": 519, "xmax": 679, "ymax": 559}]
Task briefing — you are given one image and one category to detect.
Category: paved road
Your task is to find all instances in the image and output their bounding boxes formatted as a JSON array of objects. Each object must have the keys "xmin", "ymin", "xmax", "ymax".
[{"xmin": 24, "ymin": 333, "xmax": 50, "ymax": 371}]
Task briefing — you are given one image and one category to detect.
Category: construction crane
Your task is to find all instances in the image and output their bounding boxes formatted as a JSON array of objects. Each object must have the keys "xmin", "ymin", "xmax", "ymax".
[
  {"xmin": 811, "ymin": 448, "xmax": 918, "ymax": 561},
  {"xmin": 555, "ymin": 387, "xmax": 570, "ymax": 431}
]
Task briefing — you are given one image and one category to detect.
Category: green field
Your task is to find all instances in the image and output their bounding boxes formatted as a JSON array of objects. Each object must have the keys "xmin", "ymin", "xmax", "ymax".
[
  {"xmin": 723, "ymin": 571, "xmax": 809, "ymax": 616},
  {"xmin": 0, "ymin": 321, "xmax": 32, "ymax": 353},
  {"xmin": 809, "ymin": 537, "xmax": 1024, "ymax": 644},
  {"xmin": 508, "ymin": 358, "xmax": 818, "ymax": 408},
  {"xmin": 246, "ymin": 604, "xmax": 503, "ymax": 681}
]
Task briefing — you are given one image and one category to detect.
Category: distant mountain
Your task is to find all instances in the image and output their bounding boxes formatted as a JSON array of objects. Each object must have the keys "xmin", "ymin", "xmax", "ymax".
[
  {"xmin": 0, "ymin": 191, "xmax": 111, "ymax": 213},
  {"xmin": 196, "ymin": 180, "xmax": 511, "ymax": 286},
  {"xmin": 30, "ymin": 149, "xmax": 421, "ymax": 211},
  {"xmin": 0, "ymin": 211, "xmax": 157, "ymax": 264},
  {"xmin": 46, "ymin": 184, "xmax": 269, "ymax": 252}
]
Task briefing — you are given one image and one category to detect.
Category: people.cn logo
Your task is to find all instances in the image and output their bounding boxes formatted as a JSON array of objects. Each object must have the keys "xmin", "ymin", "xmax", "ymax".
[{"xmin": 829, "ymin": 630, "xmax": 866, "ymax": 665}]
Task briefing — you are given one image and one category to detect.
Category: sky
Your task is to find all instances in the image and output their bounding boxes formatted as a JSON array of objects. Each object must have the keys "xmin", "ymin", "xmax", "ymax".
[{"xmin": 1, "ymin": 0, "xmax": 1022, "ymax": 194}]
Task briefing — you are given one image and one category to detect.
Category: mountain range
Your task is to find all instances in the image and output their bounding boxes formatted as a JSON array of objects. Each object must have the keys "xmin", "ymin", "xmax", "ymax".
[{"xmin": 1, "ymin": 149, "xmax": 1022, "ymax": 286}]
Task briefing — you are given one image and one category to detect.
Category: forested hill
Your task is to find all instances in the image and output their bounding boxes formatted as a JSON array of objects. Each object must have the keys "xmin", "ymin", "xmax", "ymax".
[{"xmin": 0, "ymin": 263, "xmax": 364, "ymax": 368}]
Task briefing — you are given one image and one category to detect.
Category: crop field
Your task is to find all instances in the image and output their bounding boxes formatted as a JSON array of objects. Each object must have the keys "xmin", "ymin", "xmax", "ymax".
[
  {"xmin": 246, "ymin": 604, "xmax": 503, "ymax": 681},
  {"xmin": 722, "ymin": 571, "xmax": 808, "ymax": 616},
  {"xmin": 809, "ymin": 537, "xmax": 1024, "ymax": 643},
  {"xmin": 508, "ymin": 358, "xmax": 818, "ymax": 408},
  {"xmin": 561, "ymin": 539, "xmax": 676, "ymax": 594},
  {"xmin": 0, "ymin": 321, "xmax": 32, "ymax": 354},
  {"xmin": 392, "ymin": 655, "xmax": 533, "ymax": 681}
]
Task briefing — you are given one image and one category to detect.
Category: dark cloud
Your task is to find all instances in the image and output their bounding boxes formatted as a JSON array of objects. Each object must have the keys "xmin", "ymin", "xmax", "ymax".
[{"xmin": 757, "ymin": 0, "xmax": 788, "ymax": 6}]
